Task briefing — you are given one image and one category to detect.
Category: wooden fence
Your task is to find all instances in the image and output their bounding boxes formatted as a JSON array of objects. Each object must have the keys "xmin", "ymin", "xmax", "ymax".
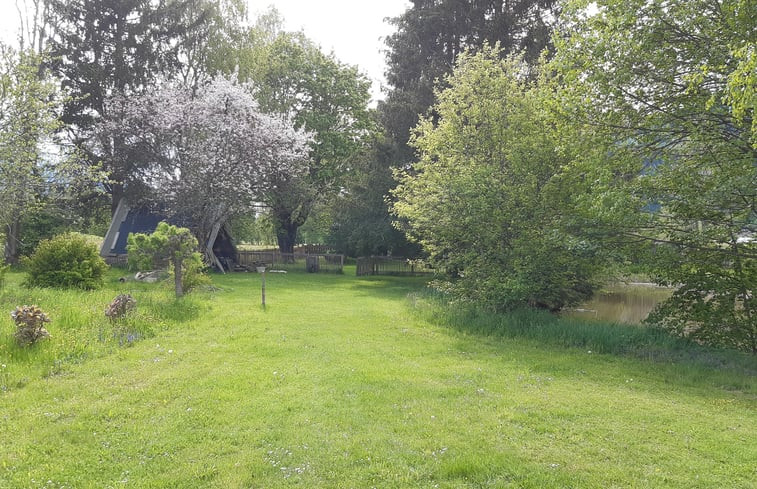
[
  {"xmin": 242, "ymin": 244, "xmax": 332, "ymax": 254},
  {"xmin": 356, "ymin": 256, "xmax": 434, "ymax": 276},
  {"xmin": 294, "ymin": 244, "xmax": 331, "ymax": 254},
  {"xmin": 103, "ymin": 255, "xmax": 129, "ymax": 268},
  {"xmin": 236, "ymin": 251, "xmax": 344, "ymax": 273}
]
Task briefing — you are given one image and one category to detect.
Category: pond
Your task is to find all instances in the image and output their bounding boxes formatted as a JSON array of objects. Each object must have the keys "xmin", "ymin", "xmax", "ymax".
[{"xmin": 566, "ymin": 283, "xmax": 673, "ymax": 325}]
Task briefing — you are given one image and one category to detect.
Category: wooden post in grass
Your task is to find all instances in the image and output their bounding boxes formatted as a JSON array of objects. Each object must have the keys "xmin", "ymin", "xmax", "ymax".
[{"xmin": 256, "ymin": 265, "xmax": 266, "ymax": 308}]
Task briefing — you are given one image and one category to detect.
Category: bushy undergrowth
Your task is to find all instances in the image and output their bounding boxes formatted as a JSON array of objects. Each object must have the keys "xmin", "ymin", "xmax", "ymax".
[
  {"xmin": 24, "ymin": 233, "xmax": 108, "ymax": 289},
  {"xmin": 169, "ymin": 253, "xmax": 211, "ymax": 293}
]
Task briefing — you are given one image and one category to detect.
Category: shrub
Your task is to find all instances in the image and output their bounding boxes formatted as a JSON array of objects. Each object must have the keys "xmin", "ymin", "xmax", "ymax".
[
  {"xmin": 173, "ymin": 252, "xmax": 211, "ymax": 293},
  {"xmin": 11, "ymin": 305, "xmax": 51, "ymax": 347},
  {"xmin": 24, "ymin": 233, "xmax": 108, "ymax": 289},
  {"xmin": 127, "ymin": 222, "xmax": 208, "ymax": 297},
  {"xmin": 105, "ymin": 294, "xmax": 136, "ymax": 321}
]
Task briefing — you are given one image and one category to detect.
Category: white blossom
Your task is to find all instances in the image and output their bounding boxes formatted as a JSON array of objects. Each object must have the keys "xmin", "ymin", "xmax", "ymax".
[{"xmin": 96, "ymin": 75, "xmax": 312, "ymax": 248}]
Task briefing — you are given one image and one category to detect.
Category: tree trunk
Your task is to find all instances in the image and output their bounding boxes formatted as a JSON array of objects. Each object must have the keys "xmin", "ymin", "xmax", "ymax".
[
  {"xmin": 173, "ymin": 256, "xmax": 183, "ymax": 298},
  {"xmin": 111, "ymin": 182, "xmax": 125, "ymax": 217},
  {"xmin": 3, "ymin": 219, "xmax": 21, "ymax": 265},
  {"xmin": 275, "ymin": 219, "xmax": 299, "ymax": 255}
]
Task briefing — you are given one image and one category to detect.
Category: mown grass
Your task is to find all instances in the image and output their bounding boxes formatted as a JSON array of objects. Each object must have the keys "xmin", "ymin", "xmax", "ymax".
[{"xmin": 0, "ymin": 269, "xmax": 755, "ymax": 488}]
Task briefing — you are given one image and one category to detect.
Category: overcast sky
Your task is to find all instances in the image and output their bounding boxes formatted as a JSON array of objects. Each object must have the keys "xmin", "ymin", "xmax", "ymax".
[
  {"xmin": 0, "ymin": 0, "xmax": 411, "ymax": 103},
  {"xmin": 247, "ymin": 1, "xmax": 411, "ymax": 102}
]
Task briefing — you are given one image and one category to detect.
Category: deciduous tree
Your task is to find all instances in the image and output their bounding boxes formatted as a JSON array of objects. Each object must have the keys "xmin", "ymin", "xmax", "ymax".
[
  {"xmin": 551, "ymin": 0, "xmax": 757, "ymax": 351},
  {"xmin": 393, "ymin": 47, "xmax": 601, "ymax": 311},
  {"xmin": 328, "ymin": 134, "xmax": 421, "ymax": 257},
  {"xmin": 98, "ymin": 76, "xmax": 311, "ymax": 264},
  {"xmin": 225, "ymin": 19, "xmax": 375, "ymax": 253},
  {"xmin": 45, "ymin": 0, "xmax": 207, "ymax": 214},
  {"xmin": 0, "ymin": 48, "xmax": 60, "ymax": 263}
]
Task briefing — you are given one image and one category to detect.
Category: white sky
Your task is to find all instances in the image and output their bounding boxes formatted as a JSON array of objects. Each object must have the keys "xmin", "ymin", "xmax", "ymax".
[
  {"xmin": 247, "ymin": 1, "xmax": 410, "ymax": 102},
  {"xmin": 0, "ymin": 0, "xmax": 411, "ymax": 102}
]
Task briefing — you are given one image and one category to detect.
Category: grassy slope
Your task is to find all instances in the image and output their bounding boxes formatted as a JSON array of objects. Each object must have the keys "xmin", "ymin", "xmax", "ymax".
[{"xmin": 0, "ymin": 270, "xmax": 755, "ymax": 488}]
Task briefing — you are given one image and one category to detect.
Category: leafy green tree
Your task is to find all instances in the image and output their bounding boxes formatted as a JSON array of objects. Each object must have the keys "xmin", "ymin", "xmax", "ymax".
[
  {"xmin": 342, "ymin": 1, "xmax": 560, "ymax": 264},
  {"xmin": 45, "ymin": 0, "xmax": 205, "ymax": 214},
  {"xmin": 127, "ymin": 222, "xmax": 204, "ymax": 298},
  {"xmin": 0, "ymin": 47, "xmax": 60, "ymax": 264},
  {"xmin": 223, "ymin": 18, "xmax": 375, "ymax": 254},
  {"xmin": 382, "ymin": 0, "xmax": 560, "ymax": 158},
  {"xmin": 328, "ymin": 134, "xmax": 421, "ymax": 257},
  {"xmin": 551, "ymin": 0, "xmax": 757, "ymax": 351},
  {"xmin": 173, "ymin": 0, "xmax": 247, "ymax": 88},
  {"xmin": 393, "ymin": 47, "xmax": 601, "ymax": 312},
  {"xmin": 99, "ymin": 76, "xmax": 309, "ymax": 266}
]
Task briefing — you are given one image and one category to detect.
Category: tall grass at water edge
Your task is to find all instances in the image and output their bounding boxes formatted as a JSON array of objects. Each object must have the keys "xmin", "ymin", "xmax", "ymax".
[{"xmin": 408, "ymin": 291, "xmax": 757, "ymax": 381}]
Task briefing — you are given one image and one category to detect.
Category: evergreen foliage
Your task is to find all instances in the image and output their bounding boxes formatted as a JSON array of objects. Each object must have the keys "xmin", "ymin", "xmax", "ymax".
[
  {"xmin": 45, "ymin": 0, "xmax": 210, "ymax": 213},
  {"xmin": 24, "ymin": 233, "xmax": 107, "ymax": 290},
  {"xmin": 127, "ymin": 222, "xmax": 206, "ymax": 298},
  {"xmin": 382, "ymin": 0, "xmax": 560, "ymax": 156},
  {"xmin": 328, "ymin": 135, "xmax": 422, "ymax": 258}
]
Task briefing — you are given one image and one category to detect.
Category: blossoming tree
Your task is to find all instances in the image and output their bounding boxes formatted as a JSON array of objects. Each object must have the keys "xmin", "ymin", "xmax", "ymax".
[{"xmin": 94, "ymin": 76, "xmax": 311, "ymax": 263}]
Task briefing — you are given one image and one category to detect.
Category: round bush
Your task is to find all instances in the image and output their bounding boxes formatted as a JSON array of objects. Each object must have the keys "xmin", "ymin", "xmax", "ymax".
[{"xmin": 24, "ymin": 233, "xmax": 108, "ymax": 289}]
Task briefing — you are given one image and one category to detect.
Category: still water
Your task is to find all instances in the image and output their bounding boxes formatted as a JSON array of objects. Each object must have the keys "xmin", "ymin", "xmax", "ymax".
[{"xmin": 566, "ymin": 284, "xmax": 673, "ymax": 325}]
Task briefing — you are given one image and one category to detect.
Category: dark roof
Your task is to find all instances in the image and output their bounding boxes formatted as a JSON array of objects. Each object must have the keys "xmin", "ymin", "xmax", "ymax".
[
  {"xmin": 105, "ymin": 204, "xmax": 192, "ymax": 255},
  {"xmin": 110, "ymin": 208, "xmax": 166, "ymax": 255},
  {"xmin": 102, "ymin": 200, "xmax": 236, "ymax": 273}
]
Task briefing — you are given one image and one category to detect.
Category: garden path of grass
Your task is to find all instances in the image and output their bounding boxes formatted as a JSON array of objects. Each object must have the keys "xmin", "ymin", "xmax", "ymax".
[{"xmin": 1, "ymin": 271, "xmax": 755, "ymax": 488}]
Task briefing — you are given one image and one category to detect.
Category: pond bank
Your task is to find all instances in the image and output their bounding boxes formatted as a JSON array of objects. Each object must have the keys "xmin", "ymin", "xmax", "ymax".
[{"xmin": 566, "ymin": 282, "xmax": 673, "ymax": 324}]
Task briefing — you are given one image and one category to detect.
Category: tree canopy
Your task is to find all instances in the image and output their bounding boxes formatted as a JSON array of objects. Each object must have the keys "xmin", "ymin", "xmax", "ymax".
[
  {"xmin": 393, "ymin": 47, "xmax": 601, "ymax": 312},
  {"xmin": 382, "ymin": 0, "xmax": 560, "ymax": 156},
  {"xmin": 221, "ymin": 21, "xmax": 376, "ymax": 253},
  {"xmin": 45, "ymin": 0, "xmax": 212, "ymax": 213},
  {"xmin": 0, "ymin": 48, "xmax": 59, "ymax": 263},
  {"xmin": 549, "ymin": 0, "xmax": 756, "ymax": 351},
  {"xmin": 97, "ymin": 76, "xmax": 311, "ymax": 262}
]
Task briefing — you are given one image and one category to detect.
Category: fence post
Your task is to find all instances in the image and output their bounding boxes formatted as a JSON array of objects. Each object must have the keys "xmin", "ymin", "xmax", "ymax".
[{"xmin": 256, "ymin": 265, "xmax": 266, "ymax": 308}]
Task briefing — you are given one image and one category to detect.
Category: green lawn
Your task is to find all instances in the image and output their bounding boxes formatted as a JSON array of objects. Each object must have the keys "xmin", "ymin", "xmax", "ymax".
[{"xmin": 1, "ymin": 269, "xmax": 755, "ymax": 488}]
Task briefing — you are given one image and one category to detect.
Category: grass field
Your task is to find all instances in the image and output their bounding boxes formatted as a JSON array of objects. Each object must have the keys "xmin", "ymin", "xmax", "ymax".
[{"xmin": 0, "ymin": 269, "xmax": 755, "ymax": 488}]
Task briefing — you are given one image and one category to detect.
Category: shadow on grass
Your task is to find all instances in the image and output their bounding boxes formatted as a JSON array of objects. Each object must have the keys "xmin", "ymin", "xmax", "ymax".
[
  {"xmin": 348, "ymin": 275, "xmax": 432, "ymax": 300},
  {"xmin": 409, "ymin": 291, "xmax": 757, "ymax": 380},
  {"xmin": 212, "ymin": 268, "xmax": 432, "ymax": 302}
]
